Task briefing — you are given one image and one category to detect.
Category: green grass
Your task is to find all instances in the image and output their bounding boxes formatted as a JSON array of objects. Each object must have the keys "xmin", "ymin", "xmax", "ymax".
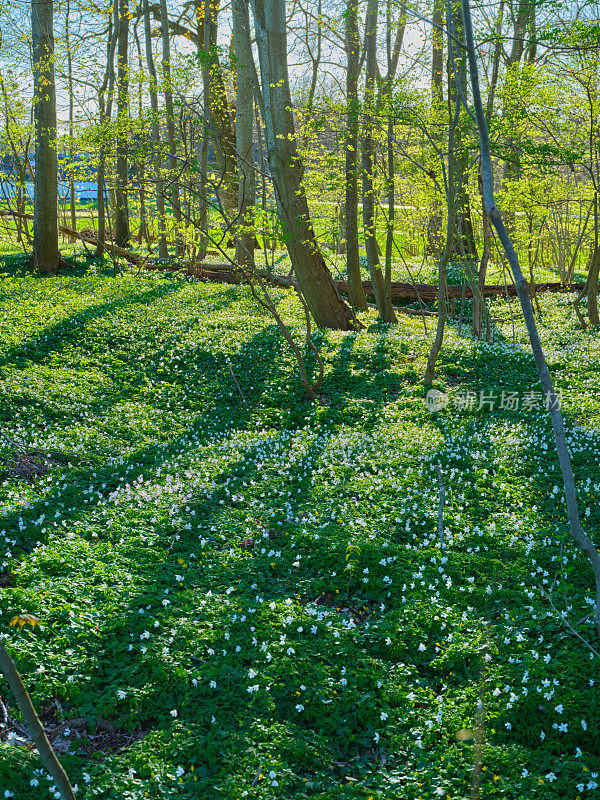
[{"xmin": 0, "ymin": 258, "xmax": 598, "ymax": 799}]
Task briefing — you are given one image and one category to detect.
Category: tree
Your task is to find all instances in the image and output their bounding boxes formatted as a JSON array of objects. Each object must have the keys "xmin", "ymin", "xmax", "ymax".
[
  {"xmin": 344, "ymin": 0, "xmax": 368, "ymax": 310},
  {"xmin": 447, "ymin": 0, "xmax": 477, "ymax": 261},
  {"xmin": 31, "ymin": 0, "xmax": 60, "ymax": 273},
  {"xmin": 160, "ymin": 0, "xmax": 184, "ymax": 255},
  {"xmin": 362, "ymin": 0, "xmax": 396, "ymax": 322},
  {"xmin": 115, "ymin": 0, "xmax": 130, "ymax": 247},
  {"xmin": 461, "ymin": 0, "xmax": 600, "ymax": 635},
  {"xmin": 250, "ymin": 0, "xmax": 356, "ymax": 330},
  {"xmin": 143, "ymin": 0, "xmax": 168, "ymax": 258},
  {"xmin": 231, "ymin": 0, "xmax": 256, "ymax": 269},
  {"xmin": 199, "ymin": 0, "xmax": 239, "ymax": 223}
]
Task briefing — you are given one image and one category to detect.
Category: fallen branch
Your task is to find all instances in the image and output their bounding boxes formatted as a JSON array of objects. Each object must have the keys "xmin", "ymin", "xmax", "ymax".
[
  {"xmin": 0, "ymin": 210, "xmax": 584, "ymax": 304},
  {"xmin": 0, "ymin": 211, "xmax": 144, "ymax": 266}
]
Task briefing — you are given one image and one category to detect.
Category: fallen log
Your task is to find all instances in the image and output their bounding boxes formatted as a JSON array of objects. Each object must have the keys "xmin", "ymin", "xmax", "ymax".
[
  {"xmin": 0, "ymin": 211, "xmax": 586, "ymax": 301},
  {"xmin": 349, "ymin": 278, "xmax": 584, "ymax": 300},
  {"xmin": 189, "ymin": 266, "xmax": 584, "ymax": 301}
]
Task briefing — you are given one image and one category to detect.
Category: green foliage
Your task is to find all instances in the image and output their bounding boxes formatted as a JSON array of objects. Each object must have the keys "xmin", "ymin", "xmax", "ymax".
[{"xmin": 0, "ymin": 269, "xmax": 598, "ymax": 798}]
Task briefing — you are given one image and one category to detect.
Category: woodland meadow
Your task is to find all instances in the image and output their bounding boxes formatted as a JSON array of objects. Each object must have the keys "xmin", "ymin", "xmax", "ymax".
[{"xmin": 0, "ymin": 0, "xmax": 599, "ymax": 797}]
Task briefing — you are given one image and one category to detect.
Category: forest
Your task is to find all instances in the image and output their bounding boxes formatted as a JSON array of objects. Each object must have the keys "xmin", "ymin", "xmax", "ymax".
[{"xmin": 0, "ymin": 0, "xmax": 599, "ymax": 797}]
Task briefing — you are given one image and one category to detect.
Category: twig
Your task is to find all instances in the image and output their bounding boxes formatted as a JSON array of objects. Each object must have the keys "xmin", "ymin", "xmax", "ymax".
[
  {"xmin": 226, "ymin": 358, "xmax": 247, "ymax": 404},
  {"xmin": 542, "ymin": 589, "xmax": 600, "ymax": 659},
  {"xmin": 295, "ymin": 287, "xmax": 324, "ymax": 393},
  {"xmin": 0, "ymin": 697, "xmax": 8, "ymax": 727},
  {"xmin": 252, "ymin": 765, "xmax": 263, "ymax": 786}
]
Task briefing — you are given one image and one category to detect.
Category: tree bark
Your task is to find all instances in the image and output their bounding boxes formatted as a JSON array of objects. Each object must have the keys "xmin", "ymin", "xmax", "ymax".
[
  {"xmin": 32, "ymin": 0, "xmax": 60, "ymax": 273},
  {"xmin": 160, "ymin": 0, "xmax": 184, "ymax": 255},
  {"xmin": 344, "ymin": 0, "xmax": 367, "ymax": 310},
  {"xmin": 462, "ymin": 0, "xmax": 600, "ymax": 636},
  {"xmin": 362, "ymin": 0, "xmax": 396, "ymax": 322},
  {"xmin": 96, "ymin": 7, "xmax": 118, "ymax": 256},
  {"xmin": 249, "ymin": 0, "xmax": 356, "ymax": 329},
  {"xmin": 115, "ymin": 0, "xmax": 130, "ymax": 247},
  {"xmin": 447, "ymin": 0, "xmax": 477, "ymax": 261},
  {"xmin": 383, "ymin": 3, "xmax": 405, "ymax": 317},
  {"xmin": 143, "ymin": 0, "xmax": 168, "ymax": 258},
  {"xmin": 425, "ymin": 0, "xmax": 444, "ymax": 257},
  {"xmin": 66, "ymin": 0, "xmax": 76, "ymax": 231},
  {"xmin": 0, "ymin": 644, "xmax": 75, "ymax": 800},
  {"xmin": 197, "ymin": 0, "xmax": 239, "ymax": 222},
  {"xmin": 232, "ymin": 0, "xmax": 256, "ymax": 268}
]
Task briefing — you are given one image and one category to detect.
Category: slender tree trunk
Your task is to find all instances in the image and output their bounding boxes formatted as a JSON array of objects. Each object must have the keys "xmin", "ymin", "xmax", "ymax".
[
  {"xmin": 486, "ymin": 0, "xmax": 504, "ymax": 123},
  {"xmin": 143, "ymin": 0, "xmax": 168, "ymax": 259},
  {"xmin": 66, "ymin": 0, "xmax": 76, "ymax": 231},
  {"xmin": 196, "ymin": 123, "xmax": 209, "ymax": 261},
  {"xmin": 160, "ymin": 0, "xmax": 184, "ymax": 255},
  {"xmin": 448, "ymin": 0, "xmax": 477, "ymax": 261},
  {"xmin": 344, "ymin": 0, "xmax": 367, "ymax": 310},
  {"xmin": 583, "ymin": 195, "xmax": 600, "ymax": 323},
  {"xmin": 133, "ymin": 23, "xmax": 149, "ymax": 245},
  {"xmin": 426, "ymin": 0, "xmax": 444, "ymax": 257},
  {"xmin": 587, "ymin": 245, "xmax": 600, "ymax": 326},
  {"xmin": 502, "ymin": 0, "xmax": 534, "ymax": 231},
  {"xmin": 462, "ymin": 0, "xmax": 600, "ymax": 636},
  {"xmin": 198, "ymin": 0, "xmax": 239, "ymax": 223},
  {"xmin": 0, "ymin": 644, "xmax": 75, "ymax": 800},
  {"xmin": 32, "ymin": 0, "xmax": 60, "ymax": 273},
  {"xmin": 96, "ymin": 15, "xmax": 117, "ymax": 256},
  {"xmin": 115, "ymin": 0, "xmax": 130, "ymax": 247},
  {"xmin": 383, "ymin": 3, "xmax": 405, "ymax": 316},
  {"xmin": 249, "ymin": 0, "xmax": 356, "ymax": 330},
  {"xmin": 302, "ymin": 0, "xmax": 322, "ymax": 143},
  {"xmin": 424, "ymin": 88, "xmax": 458, "ymax": 382},
  {"xmin": 473, "ymin": 185, "xmax": 491, "ymax": 338},
  {"xmin": 362, "ymin": 0, "xmax": 396, "ymax": 322},
  {"xmin": 232, "ymin": 0, "xmax": 256, "ymax": 268}
]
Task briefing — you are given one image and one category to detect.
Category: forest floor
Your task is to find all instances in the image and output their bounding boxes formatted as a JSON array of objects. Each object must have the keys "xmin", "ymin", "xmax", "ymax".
[{"xmin": 0, "ymin": 251, "xmax": 599, "ymax": 799}]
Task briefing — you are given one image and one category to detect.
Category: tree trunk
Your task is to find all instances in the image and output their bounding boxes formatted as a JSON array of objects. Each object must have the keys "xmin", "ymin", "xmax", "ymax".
[
  {"xmin": 473, "ymin": 188, "xmax": 491, "ymax": 338},
  {"xmin": 462, "ymin": 0, "xmax": 600, "ymax": 636},
  {"xmin": 32, "ymin": 0, "xmax": 60, "ymax": 273},
  {"xmin": 587, "ymin": 245, "xmax": 600, "ymax": 326},
  {"xmin": 362, "ymin": 0, "xmax": 396, "ymax": 322},
  {"xmin": 66, "ymin": 0, "xmax": 76, "ymax": 232},
  {"xmin": 448, "ymin": 0, "xmax": 477, "ymax": 261},
  {"xmin": 425, "ymin": 0, "xmax": 444, "ymax": 257},
  {"xmin": 424, "ymin": 75, "xmax": 458, "ymax": 382},
  {"xmin": 115, "ymin": 0, "xmax": 130, "ymax": 247},
  {"xmin": 96, "ymin": 10, "xmax": 118, "ymax": 256},
  {"xmin": 198, "ymin": 0, "xmax": 239, "ymax": 222},
  {"xmin": 143, "ymin": 0, "xmax": 168, "ymax": 259},
  {"xmin": 160, "ymin": 0, "xmax": 185, "ymax": 255},
  {"xmin": 501, "ymin": 0, "xmax": 534, "ymax": 232},
  {"xmin": 0, "ymin": 644, "xmax": 75, "ymax": 800},
  {"xmin": 249, "ymin": 0, "xmax": 356, "ymax": 330},
  {"xmin": 383, "ymin": 2, "xmax": 405, "ymax": 317},
  {"xmin": 344, "ymin": 0, "xmax": 367, "ymax": 310},
  {"xmin": 232, "ymin": 0, "xmax": 256, "ymax": 269}
]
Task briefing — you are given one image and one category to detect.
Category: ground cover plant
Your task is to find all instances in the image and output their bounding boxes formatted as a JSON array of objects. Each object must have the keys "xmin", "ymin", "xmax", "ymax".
[{"xmin": 0, "ymin": 258, "xmax": 597, "ymax": 799}]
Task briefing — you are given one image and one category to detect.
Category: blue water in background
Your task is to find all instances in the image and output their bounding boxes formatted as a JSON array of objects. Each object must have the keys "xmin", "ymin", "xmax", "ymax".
[{"xmin": 1, "ymin": 181, "xmax": 98, "ymax": 203}]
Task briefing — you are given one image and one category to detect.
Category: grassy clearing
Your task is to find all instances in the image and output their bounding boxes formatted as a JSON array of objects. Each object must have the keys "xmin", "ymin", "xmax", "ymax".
[{"xmin": 0, "ymin": 256, "xmax": 598, "ymax": 799}]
